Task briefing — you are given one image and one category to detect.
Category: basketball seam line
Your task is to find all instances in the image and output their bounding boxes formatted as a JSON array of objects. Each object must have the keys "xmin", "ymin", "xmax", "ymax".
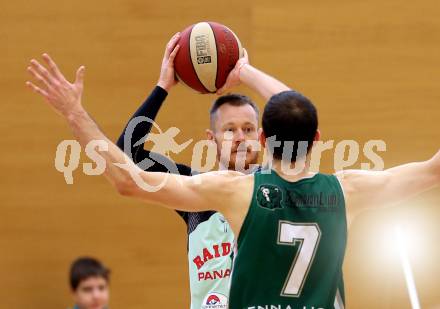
[
  {"xmin": 189, "ymin": 24, "xmax": 210, "ymax": 94},
  {"xmin": 209, "ymin": 22, "xmax": 220, "ymax": 92}
]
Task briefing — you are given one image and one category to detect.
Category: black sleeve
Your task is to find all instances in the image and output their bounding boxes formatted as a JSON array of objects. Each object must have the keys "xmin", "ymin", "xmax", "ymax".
[
  {"xmin": 116, "ymin": 86, "xmax": 168, "ymax": 164},
  {"xmin": 115, "ymin": 86, "xmax": 193, "ymax": 223}
]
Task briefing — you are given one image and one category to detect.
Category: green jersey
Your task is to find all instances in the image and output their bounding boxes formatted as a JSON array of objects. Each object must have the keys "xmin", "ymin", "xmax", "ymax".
[{"xmin": 229, "ymin": 170, "xmax": 347, "ymax": 309}]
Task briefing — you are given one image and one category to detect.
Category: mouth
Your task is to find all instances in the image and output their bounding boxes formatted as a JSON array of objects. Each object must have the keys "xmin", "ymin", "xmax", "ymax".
[{"xmin": 232, "ymin": 149, "xmax": 249, "ymax": 154}]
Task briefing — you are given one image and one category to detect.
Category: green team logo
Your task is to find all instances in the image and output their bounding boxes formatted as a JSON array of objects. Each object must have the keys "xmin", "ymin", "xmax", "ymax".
[{"xmin": 257, "ymin": 185, "xmax": 283, "ymax": 210}]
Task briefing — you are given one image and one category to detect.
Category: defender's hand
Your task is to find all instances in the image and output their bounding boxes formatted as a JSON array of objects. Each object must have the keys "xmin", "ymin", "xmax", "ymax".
[
  {"xmin": 157, "ymin": 32, "xmax": 180, "ymax": 92},
  {"xmin": 216, "ymin": 48, "xmax": 249, "ymax": 95},
  {"xmin": 26, "ymin": 53, "xmax": 85, "ymax": 118}
]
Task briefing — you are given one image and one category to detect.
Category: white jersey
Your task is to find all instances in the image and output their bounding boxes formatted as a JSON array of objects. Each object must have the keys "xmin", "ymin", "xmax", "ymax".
[{"xmin": 186, "ymin": 212, "xmax": 234, "ymax": 309}]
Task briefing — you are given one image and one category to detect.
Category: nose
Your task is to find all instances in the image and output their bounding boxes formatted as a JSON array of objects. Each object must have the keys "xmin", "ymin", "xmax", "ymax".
[
  {"xmin": 91, "ymin": 289, "xmax": 103, "ymax": 301},
  {"xmin": 234, "ymin": 129, "xmax": 245, "ymax": 143}
]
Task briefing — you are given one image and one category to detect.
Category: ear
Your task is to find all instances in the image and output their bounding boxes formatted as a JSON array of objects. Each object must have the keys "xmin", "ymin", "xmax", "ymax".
[
  {"xmin": 314, "ymin": 129, "xmax": 321, "ymax": 142},
  {"xmin": 206, "ymin": 129, "xmax": 215, "ymax": 141},
  {"xmin": 258, "ymin": 128, "xmax": 266, "ymax": 148}
]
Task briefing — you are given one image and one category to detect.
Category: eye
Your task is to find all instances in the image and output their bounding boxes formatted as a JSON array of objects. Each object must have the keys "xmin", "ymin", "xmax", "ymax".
[
  {"xmin": 225, "ymin": 127, "xmax": 235, "ymax": 132},
  {"xmin": 244, "ymin": 127, "xmax": 254, "ymax": 133}
]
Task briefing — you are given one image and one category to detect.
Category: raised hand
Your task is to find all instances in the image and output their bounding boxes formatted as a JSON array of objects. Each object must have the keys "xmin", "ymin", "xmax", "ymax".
[
  {"xmin": 157, "ymin": 32, "xmax": 181, "ymax": 92},
  {"xmin": 216, "ymin": 48, "xmax": 249, "ymax": 95},
  {"xmin": 26, "ymin": 53, "xmax": 85, "ymax": 118}
]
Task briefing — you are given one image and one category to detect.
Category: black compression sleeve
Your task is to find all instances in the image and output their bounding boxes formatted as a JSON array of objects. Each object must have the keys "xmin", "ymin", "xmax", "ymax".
[
  {"xmin": 115, "ymin": 86, "xmax": 194, "ymax": 222},
  {"xmin": 116, "ymin": 86, "xmax": 168, "ymax": 163}
]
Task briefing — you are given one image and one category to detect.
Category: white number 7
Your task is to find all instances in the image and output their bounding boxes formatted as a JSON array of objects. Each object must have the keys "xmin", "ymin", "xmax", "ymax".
[{"xmin": 277, "ymin": 221, "xmax": 321, "ymax": 297}]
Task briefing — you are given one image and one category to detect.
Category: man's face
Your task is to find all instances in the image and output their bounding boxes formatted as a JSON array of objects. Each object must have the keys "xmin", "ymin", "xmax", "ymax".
[
  {"xmin": 73, "ymin": 276, "xmax": 109, "ymax": 309},
  {"xmin": 207, "ymin": 103, "xmax": 260, "ymax": 172}
]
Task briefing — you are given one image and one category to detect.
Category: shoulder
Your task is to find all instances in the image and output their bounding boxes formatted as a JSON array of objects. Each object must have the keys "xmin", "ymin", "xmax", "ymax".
[
  {"xmin": 335, "ymin": 169, "xmax": 391, "ymax": 193},
  {"xmin": 334, "ymin": 169, "xmax": 392, "ymax": 217},
  {"xmin": 185, "ymin": 171, "xmax": 254, "ymax": 212}
]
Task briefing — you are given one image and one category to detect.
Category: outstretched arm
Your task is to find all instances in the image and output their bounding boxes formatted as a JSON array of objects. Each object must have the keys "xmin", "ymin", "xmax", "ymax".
[
  {"xmin": 25, "ymin": 53, "xmax": 238, "ymax": 213},
  {"xmin": 217, "ymin": 49, "xmax": 291, "ymax": 101},
  {"xmin": 338, "ymin": 151, "xmax": 440, "ymax": 217}
]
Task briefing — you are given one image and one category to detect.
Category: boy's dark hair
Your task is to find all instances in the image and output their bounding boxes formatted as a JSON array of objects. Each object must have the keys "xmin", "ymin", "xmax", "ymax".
[
  {"xmin": 262, "ymin": 90, "xmax": 318, "ymax": 160},
  {"xmin": 69, "ymin": 257, "xmax": 110, "ymax": 291},
  {"xmin": 209, "ymin": 94, "xmax": 259, "ymax": 129}
]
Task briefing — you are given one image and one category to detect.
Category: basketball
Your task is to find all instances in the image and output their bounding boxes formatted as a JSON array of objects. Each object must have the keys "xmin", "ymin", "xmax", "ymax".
[{"xmin": 174, "ymin": 22, "xmax": 244, "ymax": 94}]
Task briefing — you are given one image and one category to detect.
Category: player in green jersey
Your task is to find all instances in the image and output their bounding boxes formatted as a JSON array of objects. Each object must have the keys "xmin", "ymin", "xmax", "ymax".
[
  {"xmin": 227, "ymin": 91, "xmax": 346, "ymax": 309},
  {"xmin": 27, "ymin": 53, "xmax": 440, "ymax": 309}
]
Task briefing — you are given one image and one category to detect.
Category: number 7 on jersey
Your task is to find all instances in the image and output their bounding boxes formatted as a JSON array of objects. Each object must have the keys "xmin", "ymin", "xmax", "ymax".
[{"xmin": 277, "ymin": 221, "xmax": 321, "ymax": 297}]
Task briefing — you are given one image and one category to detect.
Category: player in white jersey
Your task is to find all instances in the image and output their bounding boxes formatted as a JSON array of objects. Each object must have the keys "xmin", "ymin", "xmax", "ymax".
[{"xmin": 115, "ymin": 33, "xmax": 288, "ymax": 308}]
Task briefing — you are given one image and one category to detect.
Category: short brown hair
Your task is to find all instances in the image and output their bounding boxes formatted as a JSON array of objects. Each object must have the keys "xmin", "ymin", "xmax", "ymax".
[{"xmin": 209, "ymin": 94, "xmax": 259, "ymax": 129}]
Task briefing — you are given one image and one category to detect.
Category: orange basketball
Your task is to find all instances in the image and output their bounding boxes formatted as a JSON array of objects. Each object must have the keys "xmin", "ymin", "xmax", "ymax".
[{"xmin": 174, "ymin": 22, "xmax": 244, "ymax": 94}]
